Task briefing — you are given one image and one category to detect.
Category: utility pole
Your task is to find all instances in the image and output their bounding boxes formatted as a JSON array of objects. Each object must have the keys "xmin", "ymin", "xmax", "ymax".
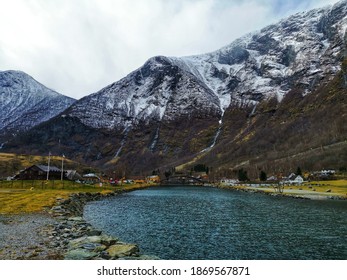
[
  {"xmin": 61, "ymin": 154, "xmax": 65, "ymax": 181},
  {"xmin": 46, "ymin": 151, "xmax": 51, "ymax": 180}
]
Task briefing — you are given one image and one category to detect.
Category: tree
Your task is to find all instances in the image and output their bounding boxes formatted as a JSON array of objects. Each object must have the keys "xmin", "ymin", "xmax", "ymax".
[
  {"xmin": 193, "ymin": 164, "xmax": 208, "ymax": 173},
  {"xmin": 259, "ymin": 170, "xmax": 267, "ymax": 181},
  {"xmin": 164, "ymin": 170, "xmax": 171, "ymax": 179},
  {"xmin": 238, "ymin": 168, "xmax": 249, "ymax": 181},
  {"xmin": 296, "ymin": 167, "xmax": 302, "ymax": 176}
]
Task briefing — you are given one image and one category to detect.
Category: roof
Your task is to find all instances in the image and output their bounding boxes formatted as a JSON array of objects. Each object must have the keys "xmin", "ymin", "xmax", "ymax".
[
  {"xmin": 83, "ymin": 173, "xmax": 100, "ymax": 179},
  {"xmin": 66, "ymin": 170, "xmax": 83, "ymax": 180},
  {"xmin": 35, "ymin": 165, "xmax": 61, "ymax": 172}
]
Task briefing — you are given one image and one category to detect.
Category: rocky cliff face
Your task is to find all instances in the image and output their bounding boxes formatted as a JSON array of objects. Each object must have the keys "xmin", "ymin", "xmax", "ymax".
[
  {"xmin": 0, "ymin": 70, "xmax": 75, "ymax": 135},
  {"xmin": 69, "ymin": 56, "xmax": 222, "ymax": 130},
  {"xmin": 68, "ymin": 0, "xmax": 347, "ymax": 131}
]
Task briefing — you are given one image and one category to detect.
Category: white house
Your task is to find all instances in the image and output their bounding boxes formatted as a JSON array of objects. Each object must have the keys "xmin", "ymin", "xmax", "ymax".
[
  {"xmin": 282, "ymin": 175, "xmax": 304, "ymax": 185},
  {"xmin": 292, "ymin": 175, "xmax": 304, "ymax": 184}
]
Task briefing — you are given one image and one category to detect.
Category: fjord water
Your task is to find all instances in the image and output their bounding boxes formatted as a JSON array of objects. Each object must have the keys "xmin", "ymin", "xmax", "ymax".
[{"xmin": 84, "ymin": 186, "xmax": 347, "ymax": 259}]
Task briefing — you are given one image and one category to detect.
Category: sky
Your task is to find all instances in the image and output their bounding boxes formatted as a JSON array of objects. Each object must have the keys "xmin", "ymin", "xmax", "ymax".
[{"xmin": 0, "ymin": 0, "xmax": 341, "ymax": 99}]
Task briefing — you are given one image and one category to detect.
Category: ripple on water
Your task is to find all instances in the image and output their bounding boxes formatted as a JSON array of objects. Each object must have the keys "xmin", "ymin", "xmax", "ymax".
[{"xmin": 84, "ymin": 186, "xmax": 347, "ymax": 260}]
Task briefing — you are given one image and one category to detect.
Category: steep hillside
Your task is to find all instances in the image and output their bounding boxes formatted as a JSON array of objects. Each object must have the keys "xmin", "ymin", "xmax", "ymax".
[
  {"xmin": 0, "ymin": 70, "xmax": 75, "ymax": 135},
  {"xmin": 68, "ymin": 0, "xmax": 347, "ymax": 131},
  {"xmin": 199, "ymin": 58, "xmax": 347, "ymax": 178}
]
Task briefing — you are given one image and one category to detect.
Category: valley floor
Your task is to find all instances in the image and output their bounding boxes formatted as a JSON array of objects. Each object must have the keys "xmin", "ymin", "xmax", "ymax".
[{"xmin": 0, "ymin": 181, "xmax": 346, "ymax": 259}]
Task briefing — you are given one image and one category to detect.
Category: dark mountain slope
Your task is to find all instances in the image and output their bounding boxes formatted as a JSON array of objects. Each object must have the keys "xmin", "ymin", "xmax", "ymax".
[{"xmin": 199, "ymin": 58, "xmax": 347, "ymax": 178}]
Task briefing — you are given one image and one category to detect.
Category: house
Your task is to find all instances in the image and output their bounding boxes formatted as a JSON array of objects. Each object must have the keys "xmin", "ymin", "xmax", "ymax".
[
  {"xmin": 83, "ymin": 173, "xmax": 100, "ymax": 183},
  {"xmin": 287, "ymin": 173, "xmax": 297, "ymax": 181},
  {"xmin": 321, "ymin": 169, "xmax": 336, "ymax": 175},
  {"xmin": 14, "ymin": 165, "xmax": 63, "ymax": 180},
  {"xmin": 129, "ymin": 176, "xmax": 146, "ymax": 184},
  {"xmin": 267, "ymin": 176, "xmax": 278, "ymax": 182},
  {"xmin": 146, "ymin": 175, "xmax": 160, "ymax": 183},
  {"xmin": 282, "ymin": 175, "xmax": 304, "ymax": 185},
  {"xmin": 292, "ymin": 175, "xmax": 304, "ymax": 184},
  {"xmin": 66, "ymin": 170, "xmax": 83, "ymax": 181}
]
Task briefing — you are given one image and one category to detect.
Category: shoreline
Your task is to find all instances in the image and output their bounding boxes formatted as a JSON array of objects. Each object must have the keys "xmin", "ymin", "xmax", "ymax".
[
  {"xmin": 217, "ymin": 184, "xmax": 347, "ymax": 201},
  {"xmin": 1, "ymin": 183, "xmax": 346, "ymax": 260},
  {"xmin": 0, "ymin": 185, "xmax": 158, "ymax": 260}
]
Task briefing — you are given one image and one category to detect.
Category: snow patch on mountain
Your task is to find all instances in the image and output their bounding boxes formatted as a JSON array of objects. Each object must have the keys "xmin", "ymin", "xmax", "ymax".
[
  {"xmin": 69, "ymin": 0, "xmax": 347, "ymax": 130},
  {"xmin": 0, "ymin": 70, "xmax": 75, "ymax": 133}
]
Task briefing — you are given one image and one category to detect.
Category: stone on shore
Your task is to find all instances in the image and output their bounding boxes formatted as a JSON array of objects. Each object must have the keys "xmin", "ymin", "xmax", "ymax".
[
  {"xmin": 68, "ymin": 235, "xmax": 118, "ymax": 249},
  {"xmin": 64, "ymin": 248, "xmax": 98, "ymax": 260},
  {"xmin": 106, "ymin": 243, "xmax": 139, "ymax": 259}
]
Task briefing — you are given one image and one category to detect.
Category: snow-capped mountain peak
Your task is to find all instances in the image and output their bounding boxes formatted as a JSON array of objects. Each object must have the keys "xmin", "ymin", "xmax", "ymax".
[
  {"xmin": 69, "ymin": 0, "xmax": 347, "ymax": 130},
  {"xmin": 0, "ymin": 70, "xmax": 75, "ymax": 133}
]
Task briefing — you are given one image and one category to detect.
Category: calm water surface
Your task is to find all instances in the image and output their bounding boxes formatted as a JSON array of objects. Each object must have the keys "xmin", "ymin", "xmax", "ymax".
[{"xmin": 84, "ymin": 186, "xmax": 347, "ymax": 259}]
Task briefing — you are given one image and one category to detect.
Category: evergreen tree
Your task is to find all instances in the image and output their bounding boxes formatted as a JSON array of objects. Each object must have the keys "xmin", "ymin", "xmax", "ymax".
[
  {"xmin": 238, "ymin": 168, "xmax": 249, "ymax": 181},
  {"xmin": 259, "ymin": 170, "xmax": 267, "ymax": 181},
  {"xmin": 164, "ymin": 170, "xmax": 171, "ymax": 179},
  {"xmin": 296, "ymin": 167, "xmax": 302, "ymax": 176}
]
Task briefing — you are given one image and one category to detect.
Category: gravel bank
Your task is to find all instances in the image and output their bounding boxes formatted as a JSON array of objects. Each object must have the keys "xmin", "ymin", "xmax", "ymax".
[{"xmin": 0, "ymin": 213, "xmax": 59, "ymax": 259}]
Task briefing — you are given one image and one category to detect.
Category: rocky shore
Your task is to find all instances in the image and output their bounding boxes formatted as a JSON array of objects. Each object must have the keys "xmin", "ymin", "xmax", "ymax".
[{"xmin": 0, "ymin": 190, "xmax": 159, "ymax": 260}]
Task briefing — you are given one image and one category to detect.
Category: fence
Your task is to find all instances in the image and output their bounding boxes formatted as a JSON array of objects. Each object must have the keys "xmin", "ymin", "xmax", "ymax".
[{"xmin": 0, "ymin": 180, "xmax": 117, "ymax": 190}]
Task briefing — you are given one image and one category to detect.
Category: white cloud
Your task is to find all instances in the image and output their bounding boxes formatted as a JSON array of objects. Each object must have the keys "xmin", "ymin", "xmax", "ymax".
[{"xmin": 0, "ymin": 0, "xmax": 342, "ymax": 99}]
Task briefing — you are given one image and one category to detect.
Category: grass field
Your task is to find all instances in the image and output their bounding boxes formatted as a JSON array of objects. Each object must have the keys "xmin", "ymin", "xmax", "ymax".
[
  {"xmin": 300, "ymin": 180, "xmax": 347, "ymax": 195},
  {"xmin": 0, "ymin": 180, "xmax": 150, "ymax": 215},
  {"xmin": 222, "ymin": 180, "xmax": 347, "ymax": 198},
  {"xmin": 0, "ymin": 152, "xmax": 75, "ymax": 166}
]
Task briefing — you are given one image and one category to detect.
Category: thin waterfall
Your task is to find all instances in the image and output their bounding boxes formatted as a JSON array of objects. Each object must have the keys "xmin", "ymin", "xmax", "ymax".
[
  {"xmin": 114, "ymin": 128, "xmax": 130, "ymax": 158},
  {"xmin": 200, "ymin": 119, "xmax": 223, "ymax": 153},
  {"xmin": 149, "ymin": 127, "xmax": 160, "ymax": 152}
]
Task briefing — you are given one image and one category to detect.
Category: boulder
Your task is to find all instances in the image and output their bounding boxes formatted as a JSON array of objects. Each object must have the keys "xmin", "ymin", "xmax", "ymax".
[
  {"xmin": 68, "ymin": 234, "xmax": 118, "ymax": 249},
  {"xmin": 64, "ymin": 249, "xmax": 98, "ymax": 260},
  {"xmin": 68, "ymin": 216, "xmax": 84, "ymax": 222},
  {"xmin": 106, "ymin": 244, "xmax": 139, "ymax": 259},
  {"xmin": 68, "ymin": 236, "xmax": 102, "ymax": 248},
  {"xmin": 86, "ymin": 229, "xmax": 102, "ymax": 236}
]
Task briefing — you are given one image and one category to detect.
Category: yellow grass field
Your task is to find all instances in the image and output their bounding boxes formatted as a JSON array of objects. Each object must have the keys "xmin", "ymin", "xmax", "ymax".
[
  {"xmin": 0, "ymin": 152, "xmax": 74, "ymax": 166},
  {"xmin": 0, "ymin": 180, "xmax": 150, "ymax": 215},
  {"xmin": 301, "ymin": 180, "xmax": 347, "ymax": 195}
]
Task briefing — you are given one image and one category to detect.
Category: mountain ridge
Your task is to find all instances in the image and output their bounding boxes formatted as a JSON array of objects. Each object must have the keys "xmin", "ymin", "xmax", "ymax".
[
  {"xmin": 0, "ymin": 70, "xmax": 76, "ymax": 135},
  {"xmin": 2, "ymin": 0, "xmax": 347, "ymax": 177},
  {"xmin": 67, "ymin": 0, "xmax": 346, "ymax": 132}
]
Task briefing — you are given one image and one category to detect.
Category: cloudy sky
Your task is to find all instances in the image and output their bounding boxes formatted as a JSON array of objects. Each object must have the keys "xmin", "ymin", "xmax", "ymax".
[{"xmin": 0, "ymin": 0, "xmax": 340, "ymax": 99}]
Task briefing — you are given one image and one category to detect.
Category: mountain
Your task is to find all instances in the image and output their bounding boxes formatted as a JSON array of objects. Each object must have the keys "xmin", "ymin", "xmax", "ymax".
[
  {"xmin": 69, "ymin": 0, "xmax": 347, "ymax": 130},
  {"xmin": 3, "ymin": 1, "xmax": 347, "ymax": 176},
  {"xmin": 0, "ymin": 70, "xmax": 76, "ymax": 135}
]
